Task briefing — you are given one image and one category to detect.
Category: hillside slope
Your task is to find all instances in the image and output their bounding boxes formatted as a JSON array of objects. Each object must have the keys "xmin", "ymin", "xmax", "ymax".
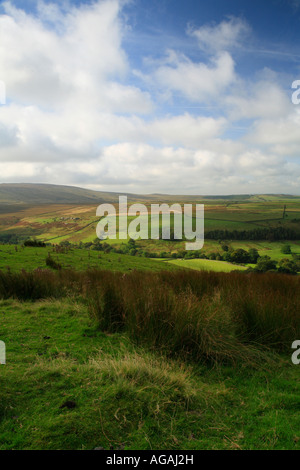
[
  {"xmin": 0, "ymin": 183, "xmax": 121, "ymax": 205},
  {"xmin": 0, "ymin": 183, "xmax": 297, "ymax": 206}
]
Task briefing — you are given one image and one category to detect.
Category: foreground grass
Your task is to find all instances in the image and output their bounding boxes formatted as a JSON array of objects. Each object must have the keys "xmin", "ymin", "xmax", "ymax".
[{"xmin": 0, "ymin": 298, "xmax": 299, "ymax": 450}]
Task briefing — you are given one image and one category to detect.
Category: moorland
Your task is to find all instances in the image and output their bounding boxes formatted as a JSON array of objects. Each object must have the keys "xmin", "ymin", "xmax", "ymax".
[{"xmin": 0, "ymin": 184, "xmax": 299, "ymax": 450}]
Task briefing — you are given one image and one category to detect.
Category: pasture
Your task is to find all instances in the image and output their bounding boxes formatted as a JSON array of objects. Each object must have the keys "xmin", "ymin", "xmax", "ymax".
[
  {"xmin": 165, "ymin": 258, "xmax": 247, "ymax": 272},
  {"xmin": 0, "ymin": 245, "xmax": 176, "ymax": 273}
]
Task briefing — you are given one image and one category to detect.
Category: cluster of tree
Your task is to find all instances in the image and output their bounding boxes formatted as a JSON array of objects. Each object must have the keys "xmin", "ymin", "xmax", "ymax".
[
  {"xmin": 90, "ymin": 239, "xmax": 117, "ymax": 253},
  {"xmin": 0, "ymin": 233, "xmax": 24, "ymax": 244},
  {"xmin": 246, "ymin": 256, "xmax": 299, "ymax": 274},
  {"xmin": 252, "ymin": 256, "xmax": 277, "ymax": 272},
  {"xmin": 224, "ymin": 248, "xmax": 260, "ymax": 263},
  {"xmin": 185, "ymin": 247, "xmax": 260, "ymax": 264},
  {"xmin": 205, "ymin": 227, "xmax": 299, "ymax": 241},
  {"xmin": 277, "ymin": 258, "xmax": 299, "ymax": 274},
  {"xmin": 24, "ymin": 239, "xmax": 46, "ymax": 247}
]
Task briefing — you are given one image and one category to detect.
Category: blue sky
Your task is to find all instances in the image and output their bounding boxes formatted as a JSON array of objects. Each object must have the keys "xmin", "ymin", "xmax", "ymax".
[{"xmin": 0, "ymin": 0, "xmax": 300, "ymax": 194}]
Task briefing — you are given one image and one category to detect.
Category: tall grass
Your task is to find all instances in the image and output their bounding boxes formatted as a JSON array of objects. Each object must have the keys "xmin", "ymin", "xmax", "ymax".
[{"xmin": 0, "ymin": 267, "xmax": 299, "ymax": 364}]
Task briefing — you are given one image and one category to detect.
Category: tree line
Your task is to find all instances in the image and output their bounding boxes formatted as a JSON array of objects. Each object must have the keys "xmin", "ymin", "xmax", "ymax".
[{"xmin": 205, "ymin": 226, "xmax": 299, "ymax": 241}]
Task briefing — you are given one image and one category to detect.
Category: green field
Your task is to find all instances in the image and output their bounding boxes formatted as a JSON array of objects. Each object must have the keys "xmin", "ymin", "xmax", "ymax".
[
  {"xmin": 0, "ymin": 240, "xmax": 299, "ymax": 274},
  {"xmin": 165, "ymin": 258, "xmax": 247, "ymax": 272},
  {"xmin": 0, "ymin": 245, "xmax": 177, "ymax": 273}
]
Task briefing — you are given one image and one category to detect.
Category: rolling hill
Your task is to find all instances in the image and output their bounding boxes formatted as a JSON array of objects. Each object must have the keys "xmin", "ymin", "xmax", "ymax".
[
  {"xmin": 0, "ymin": 183, "xmax": 297, "ymax": 206},
  {"xmin": 0, "ymin": 183, "xmax": 123, "ymax": 205},
  {"xmin": 0, "ymin": 183, "xmax": 299, "ymax": 246}
]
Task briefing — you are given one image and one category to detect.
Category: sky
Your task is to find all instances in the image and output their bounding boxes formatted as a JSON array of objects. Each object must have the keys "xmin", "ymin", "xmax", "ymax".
[{"xmin": 0, "ymin": 0, "xmax": 300, "ymax": 195}]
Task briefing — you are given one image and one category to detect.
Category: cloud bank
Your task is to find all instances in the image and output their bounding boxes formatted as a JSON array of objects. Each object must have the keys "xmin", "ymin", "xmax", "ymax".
[{"xmin": 0, "ymin": 0, "xmax": 299, "ymax": 194}]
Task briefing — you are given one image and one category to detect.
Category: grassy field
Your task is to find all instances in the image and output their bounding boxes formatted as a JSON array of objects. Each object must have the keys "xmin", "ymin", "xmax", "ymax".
[
  {"xmin": 164, "ymin": 258, "xmax": 247, "ymax": 272},
  {"xmin": 0, "ymin": 245, "xmax": 177, "ymax": 273},
  {"xmin": 0, "ymin": 242, "xmax": 299, "ymax": 274},
  {"xmin": 0, "ymin": 272, "xmax": 299, "ymax": 450}
]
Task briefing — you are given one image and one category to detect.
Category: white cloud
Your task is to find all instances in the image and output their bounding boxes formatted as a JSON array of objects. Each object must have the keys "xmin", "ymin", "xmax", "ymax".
[
  {"xmin": 0, "ymin": 101, "xmax": 227, "ymax": 158},
  {"xmin": 0, "ymin": 0, "xmax": 151, "ymax": 113},
  {"xmin": 247, "ymin": 109, "xmax": 300, "ymax": 156},
  {"xmin": 226, "ymin": 81, "xmax": 292, "ymax": 120},
  {"xmin": 147, "ymin": 114, "xmax": 227, "ymax": 146},
  {"xmin": 154, "ymin": 51, "xmax": 236, "ymax": 103},
  {"xmin": 8, "ymin": 141, "xmax": 292, "ymax": 196},
  {"xmin": 188, "ymin": 17, "xmax": 251, "ymax": 53},
  {"xmin": 0, "ymin": 3, "xmax": 299, "ymax": 194}
]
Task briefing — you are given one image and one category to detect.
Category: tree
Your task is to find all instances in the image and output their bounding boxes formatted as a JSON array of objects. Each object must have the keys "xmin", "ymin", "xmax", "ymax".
[
  {"xmin": 248, "ymin": 248, "xmax": 259, "ymax": 264},
  {"xmin": 222, "ymin": 251, "xmax": 232, "ymax": 262},
  {"xmin": 92, "ymin": 239, "xmax": 103, "ymax": 251},
  {"xmin": 128, "ymin": 238, "xmax": 136, "ymax": 248},
  {"xmin": 24, "ymin": 239, "xmax": 46, "ymax": 247},
  {"xmin": 256, "ymin": 256, "xmax": 277, "ymax": 272},
  {"xmin": 281, "ymin": 244, "xmax": 291, "ymax": 254},
  {"xmin": 278, "ymin": 258, "xmax": 297, "ymax": 274},
  {"xmin": 230, "ymin": 249, "xmax": 250, "ymax": 264}
]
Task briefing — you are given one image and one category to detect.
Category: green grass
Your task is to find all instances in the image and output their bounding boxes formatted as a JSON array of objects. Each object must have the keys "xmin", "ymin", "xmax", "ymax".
[
  {"xmin": 165, "ymin": 258, "xmax": 247, "ymax": 272},
  {"xmin": 0, "ymin": 298, "xmax": 299, "ymax": 450},
  {"xmin": 0, "ymin": 242, "xmax": 299, "ymax": 274},
  {"xmin": 0, "ymin": 245, "xmax": 176, "ymax": 273}
]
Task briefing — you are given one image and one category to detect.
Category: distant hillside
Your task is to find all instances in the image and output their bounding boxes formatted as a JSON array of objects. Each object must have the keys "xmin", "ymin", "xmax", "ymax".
[
  {"xmin": 0, "ymin": 183, "xmax": 124, "ymax": 205},
  {"xmin": 0, "ymin": 183, "xmax": 298, "ymax": 206}
]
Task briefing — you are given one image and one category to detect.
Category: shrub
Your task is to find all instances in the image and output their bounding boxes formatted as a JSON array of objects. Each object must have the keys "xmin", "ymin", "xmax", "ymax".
[
  {"xmin": 24, "ymin": 239, "xmax": 46, "ymax": 247},
  {"xmin": 281, "ymin": 244, "xmax": 291, "ymax": 254},
  {"xmin": 46, "ymin": 254, "xmax": 62, "ymax": 270},
  {"xmin": 256, "ymin": 256, "xmax": 277, "ymax": 272},
  {"xmin": 84, "ymin": 270, "xmax": 299, "ymax": 364},
  {"xmin": 0, "ymin": 268, "xmax": 298, "ymax": 363},
  {"xmin": 278, "ymin": 258, "xmax": 298, "ymax": 274}
]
